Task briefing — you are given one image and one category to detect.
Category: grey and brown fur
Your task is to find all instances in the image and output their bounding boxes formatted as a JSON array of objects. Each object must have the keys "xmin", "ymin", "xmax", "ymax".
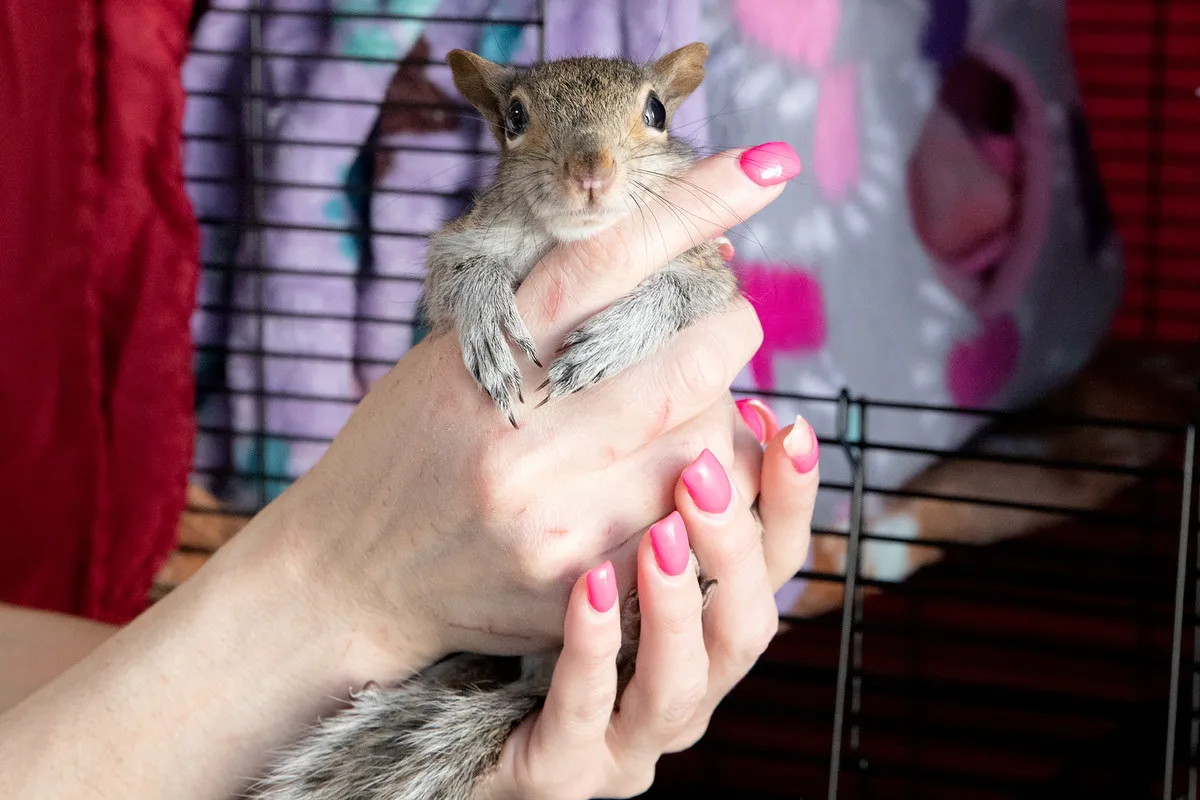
[
  {"xmin": 420, "ymin": 42, "xmax": 737, "ymax": 427},
  {"xmin": 249, "ymin": 44, "xmax": 737, "ymax": 800}
]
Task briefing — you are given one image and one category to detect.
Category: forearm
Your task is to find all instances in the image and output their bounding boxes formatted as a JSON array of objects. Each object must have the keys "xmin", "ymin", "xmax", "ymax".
[
  {"xmin": 0, "ymin": 605, "xmax": 118, "ymax": 715},
  {"xmin": 0, "ymin": 510, "xmax": 425, "ymax": 799}
]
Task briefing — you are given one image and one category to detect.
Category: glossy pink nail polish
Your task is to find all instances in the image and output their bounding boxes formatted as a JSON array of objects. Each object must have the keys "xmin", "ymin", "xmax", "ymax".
[
  {"xmin": 649, "ymin": 511, "xmax": 690, "ymax": 577},
  {"xmin": 681, "ymin": 449, "xmax": 733, "ymax": 514},
  {"xmin": 783, "ymin": 415, "xmax": 820, "ymax": 473},
  {"xmin": 742, "ymin": 397, "xmax": 779, "ymax": 435},
  {"xmin": 736, "ymin": 398, "xmax": 767, "ymax": 444},
  {"xmin": 586, "ymin": 561, "xmax": 617, "ymax": 613},
  {"xmin": 739, "ymin": 141, "xmax": 802, "ymax": 187}
]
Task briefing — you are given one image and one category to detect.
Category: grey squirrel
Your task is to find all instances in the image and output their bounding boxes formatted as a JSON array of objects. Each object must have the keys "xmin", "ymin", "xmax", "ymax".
[{"xmin": 249, "ymin": 43, "xmax": 737, "ymax": 800}]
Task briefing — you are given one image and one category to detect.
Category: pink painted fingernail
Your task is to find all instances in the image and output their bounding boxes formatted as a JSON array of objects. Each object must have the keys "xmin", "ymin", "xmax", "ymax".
[
  {"xmin": 649, "ymin": 511, "xmax": 690, "ymax": 577},
  {"xmin": 745, "ymin": 398, "xmax": 780, "ymax": 439},
  {"xmin": 783, "ymin": 415, "xmax": 820, "ymax": 473},
  {"xmin": 739, "ymin": 141, "xmax": 802, "ymax": 187},
  {"xmin": 736, "ymin": 397, "xmax": 778, "ymax": 445},
  {"xmin": 714, "ymin": 235, "xmax": 735, "ymax": 261},
  {"xmin": 586, "ymin": 561, "xmax": 617, "ymax": 613},
  {"xmin": 681, "ymin": 449, "xmax": 732, "ymax": 514},
  {"xmin": 737, "ymin": 399, "xmax": 766, "ymax": 443}
]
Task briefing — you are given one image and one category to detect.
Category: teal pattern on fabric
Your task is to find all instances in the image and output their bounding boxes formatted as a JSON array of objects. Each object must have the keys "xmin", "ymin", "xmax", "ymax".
[
  {"xmin": 343, "ymin": 27, "xmax": 403, "ymax": 61},
  {"xmin": 479, "ymin": 23, "xmax": 525, "ymax": 64},
  {"xmin": 322, "ymin": 197, "xmax": 349, "ymax": 224},
  {"xmin": 335, "ymin": 0, "xmax": 443, "ymax": 61},
  {"xmin": 333, "ymin": 0, "xmax": 377, "ymax": 12},
  {"xmin": 234, "ymin": 437, "xmax": 293, "ymax": 502}
]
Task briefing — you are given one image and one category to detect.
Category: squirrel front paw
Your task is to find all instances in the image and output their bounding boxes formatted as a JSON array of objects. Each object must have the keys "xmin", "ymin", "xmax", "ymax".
[
  {"xmin": 540, "ymin": 299, "xmax": 663, "ymax": 402},
  {"xmin": 458, "ymin": 297, "xmax": 542, "ymax": 427},
  {"xmin": 540, "ymin": 310, "xmax": 644, "ymax": 402},
  {"xmin": 461, "ymin": 320, "xmax": 525, "ymax": 428}
]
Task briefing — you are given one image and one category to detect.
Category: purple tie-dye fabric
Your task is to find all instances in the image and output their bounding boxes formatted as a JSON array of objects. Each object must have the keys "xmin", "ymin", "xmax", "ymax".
[{"xmin": 184, "ymin": 0, "xmax": 707, "ymax": 507}]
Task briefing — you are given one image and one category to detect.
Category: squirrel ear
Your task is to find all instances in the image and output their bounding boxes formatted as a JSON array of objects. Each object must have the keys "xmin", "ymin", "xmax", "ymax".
[
  {"xmin": 448, "ymin": 49, "xmax": 513, "ymax": 135},
  {"xmin": 651, "ymin": 42, "xmax": 709, "ymax": 109}
]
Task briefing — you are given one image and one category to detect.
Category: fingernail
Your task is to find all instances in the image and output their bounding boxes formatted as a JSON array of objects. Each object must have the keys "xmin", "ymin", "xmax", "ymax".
[
  {"xmin": 681, "ymin": 449, "xmax": 732, "ymax": 514},
  {"xmin": 714, "ymin": 235, "xmax": 735, "ymax": 262},
  {"xmin": 649, "ymin": 511, "xmax": 691, "ymax": 577},
  {"xmin": 736, "ymin": 397, "xmax": 777, "ymax": 444},
  {"xmin": 739, "ymin": 141, "xmax": 802, "ymax": 187},
  {"xmin": 783, "ymin": 415, "xmax": 820, "ymax": 473},
  {"xmin": 586, "ymin": 561, "xmax": 617, "ymax": 613},
  {"xmin": 743, "ymin": 398, "xmax": 779, "ymax": 432}
]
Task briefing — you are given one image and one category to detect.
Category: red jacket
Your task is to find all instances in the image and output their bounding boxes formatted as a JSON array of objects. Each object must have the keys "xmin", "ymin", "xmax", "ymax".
[{"xmin": 0, "ymin": 0, "xmax": 198, "ymax": 624}]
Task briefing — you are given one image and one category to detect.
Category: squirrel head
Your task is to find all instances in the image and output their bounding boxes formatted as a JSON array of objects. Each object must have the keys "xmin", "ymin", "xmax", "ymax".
[{"xmin": 447, "ymin": 43, "xmax": 709, "ymax": 241}]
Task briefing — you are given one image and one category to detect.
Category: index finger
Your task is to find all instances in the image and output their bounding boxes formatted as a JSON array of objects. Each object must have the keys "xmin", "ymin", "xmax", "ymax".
[{"xmin": 515, "ymin": 143, "xmax": 800, "ymax": 351}]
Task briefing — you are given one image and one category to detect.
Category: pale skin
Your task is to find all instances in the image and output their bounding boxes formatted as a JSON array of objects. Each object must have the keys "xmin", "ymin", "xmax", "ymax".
[{"xmin": 0, "ymin": 149, "xmax": 815, "ymax": 799}]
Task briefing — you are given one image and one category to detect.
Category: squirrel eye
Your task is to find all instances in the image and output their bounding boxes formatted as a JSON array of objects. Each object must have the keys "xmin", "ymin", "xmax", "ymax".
[
  {"xmin": 504, "ymin": 99, "xmax": 528, "ymax": 139},
  {"xmin": 643, "ymin": 92, "xmax": 667, "ymax": 131}
]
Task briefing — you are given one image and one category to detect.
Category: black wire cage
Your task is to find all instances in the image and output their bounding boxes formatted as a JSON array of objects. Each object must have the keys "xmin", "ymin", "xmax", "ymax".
[{"xmin": 176, "ymin": 2, "xmax": 1200, "ymax": 798}]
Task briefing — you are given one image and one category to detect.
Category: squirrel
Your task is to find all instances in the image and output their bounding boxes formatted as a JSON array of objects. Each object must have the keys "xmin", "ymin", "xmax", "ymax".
[{"xmin": 248, "ymin": 43, "xmax": 734, "ymax": 800}]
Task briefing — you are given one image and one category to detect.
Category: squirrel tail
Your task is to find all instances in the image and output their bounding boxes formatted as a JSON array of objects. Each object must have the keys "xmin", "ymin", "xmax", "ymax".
[{"xmin": 248, "ymin": 654, "xmax": 549, "ymax": 800}]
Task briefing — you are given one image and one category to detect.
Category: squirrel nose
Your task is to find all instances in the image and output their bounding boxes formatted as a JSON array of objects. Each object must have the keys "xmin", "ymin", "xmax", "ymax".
[{"xmin": 566, "ymin": 150, "xmax": 616, "ymax": 196}]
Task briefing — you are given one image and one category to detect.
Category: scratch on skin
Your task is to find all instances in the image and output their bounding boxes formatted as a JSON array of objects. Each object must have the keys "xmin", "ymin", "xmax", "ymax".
[
  {"xmin": 649, "ymin": 397, "xmax": 672, "ymax": 440},
  {"xmin": 544, "ymin": 274, "xmax": 565, "ymax": 324},
  {"xmin": 445, "ymin": 620, "xmax": 538, "ymax": 641},
  {"xmin": 545, "ymin": 528, "xmax": 569, "ymax": 537},
  {"xmin": 607, "ymin": 446, "xmax": 619, "ymax": 465}
]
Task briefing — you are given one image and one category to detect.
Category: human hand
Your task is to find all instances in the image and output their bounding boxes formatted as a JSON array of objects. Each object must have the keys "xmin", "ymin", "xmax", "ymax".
[
  {"xmin": 230, "ymin": 144, "xmax": 800, "ymax": 675},
  {"xmin": 481, "ymin": 409, "xmax": 819, "ymax": 799}
]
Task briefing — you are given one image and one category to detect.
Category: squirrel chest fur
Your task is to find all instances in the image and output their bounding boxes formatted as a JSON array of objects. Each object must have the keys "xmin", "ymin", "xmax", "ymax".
[{"xmin": 249, "ymin": 43, "xmax": 733, "ymax": 800}]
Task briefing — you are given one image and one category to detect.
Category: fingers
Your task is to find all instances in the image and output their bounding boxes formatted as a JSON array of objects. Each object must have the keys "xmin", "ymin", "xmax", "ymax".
[
  {"xmin": 549, "ymin": 297, "xmax": 764, "ymax": 462},
  {"xmin": 759, "ymin": 415, "xmax": 820, "ymax": 590},
  {"xmin": 729, "ymin": 401, "xmax": 765, "ymax": 502},
  {"xmin": 668, "ymin": 449, "xmax": 777, "ymax": 750},
  {"xmin": 495, "ymin": 564, "xmax": 621, "ymax": 798},
  {"xmin": 516, "ymin": 144, "xmax": 800, "ymax": 352},
  {"xmin": 609, "ymin": 513, "xmax": 708, "ymax": 771}
]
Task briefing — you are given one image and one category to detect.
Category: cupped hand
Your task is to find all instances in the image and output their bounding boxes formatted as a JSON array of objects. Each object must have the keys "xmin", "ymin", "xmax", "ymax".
[
  {"xmin": 481, "ymin": 410, "xmax": 819, "ymax": 799},
  {"xmin": 235, "ymin": 145, "xmax": 798, "ymax": 673}
]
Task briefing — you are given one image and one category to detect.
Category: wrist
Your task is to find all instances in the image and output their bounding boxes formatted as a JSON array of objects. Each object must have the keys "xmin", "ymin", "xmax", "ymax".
[{"xmin": 232, "ymin": 481, "xmax": 442, "ymax": 687}]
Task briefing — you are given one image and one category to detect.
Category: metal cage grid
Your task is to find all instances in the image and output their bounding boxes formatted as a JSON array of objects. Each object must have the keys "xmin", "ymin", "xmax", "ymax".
[{"xmin": 178, "ymin": 2, "xmax": 1200, "ymax": 798}]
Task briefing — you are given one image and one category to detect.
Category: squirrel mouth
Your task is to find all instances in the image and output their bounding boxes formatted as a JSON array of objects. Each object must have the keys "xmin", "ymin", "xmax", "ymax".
[{"xmin": 907, "ymin": 49, "xmax": 1051, "ymax": 315}]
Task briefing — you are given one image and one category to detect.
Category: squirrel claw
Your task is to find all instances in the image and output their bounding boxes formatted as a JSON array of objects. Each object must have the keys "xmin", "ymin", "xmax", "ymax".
[
  {"xmin": 507, "ymin": 412, "xmax": 519, "ymax": 429},
  {"xmin": 535, "ymin": 394, "xmax": 552, "ymax": 410},
  {"xmin": 536, "ymin": 378, "xmax": 550, "ymax": 392}
]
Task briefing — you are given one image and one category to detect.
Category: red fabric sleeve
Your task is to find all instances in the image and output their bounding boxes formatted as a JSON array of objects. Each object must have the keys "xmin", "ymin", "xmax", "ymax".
[{"xmin": 0, "ymin": 0, "xmax": 199, "ymax": 624}]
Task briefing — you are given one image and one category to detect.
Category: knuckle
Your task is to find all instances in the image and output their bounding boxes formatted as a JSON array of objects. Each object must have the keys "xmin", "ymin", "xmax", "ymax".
[
  {"xmin": 562, "ymin": 686, "xmax": 615, "ymax": 734},
  {"xmin": 611, "ymin": 767, "xmax": 657, "ymax": 798},
  {"xmin": 470, "ymin": 439, "xmax": 518, "ymax": 514},
  {"xmin": 659, "ymin": 599, "xmax": 704, "ymax": 640},
  {"xmin": 663, "ymin": 337, "xmax": 724, "ymax": 406},
  {"xmin": 513, "ymin": 544, "xmax": 558, "ymax": 587},
  {"xmin": 521, "ymin": 751, "xmax": 586, "ymax": 800},
  {"xmin": 709, "ymin": 517, "xmax": 761, "ymax": 573},
  {"xmin": 735, "ymin": 298, "xmax": 765, "ymax": 354},
  {"xmin": 672, "ymin": 717, "xmax": 712, "ymax": 752},
  {"xmin": 731, "ymin": 603, "xmax": 781, "ymax": 666},
  {"xmin": 651, "ymin": 676, "xmax": 708, "ymax": 730}
]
